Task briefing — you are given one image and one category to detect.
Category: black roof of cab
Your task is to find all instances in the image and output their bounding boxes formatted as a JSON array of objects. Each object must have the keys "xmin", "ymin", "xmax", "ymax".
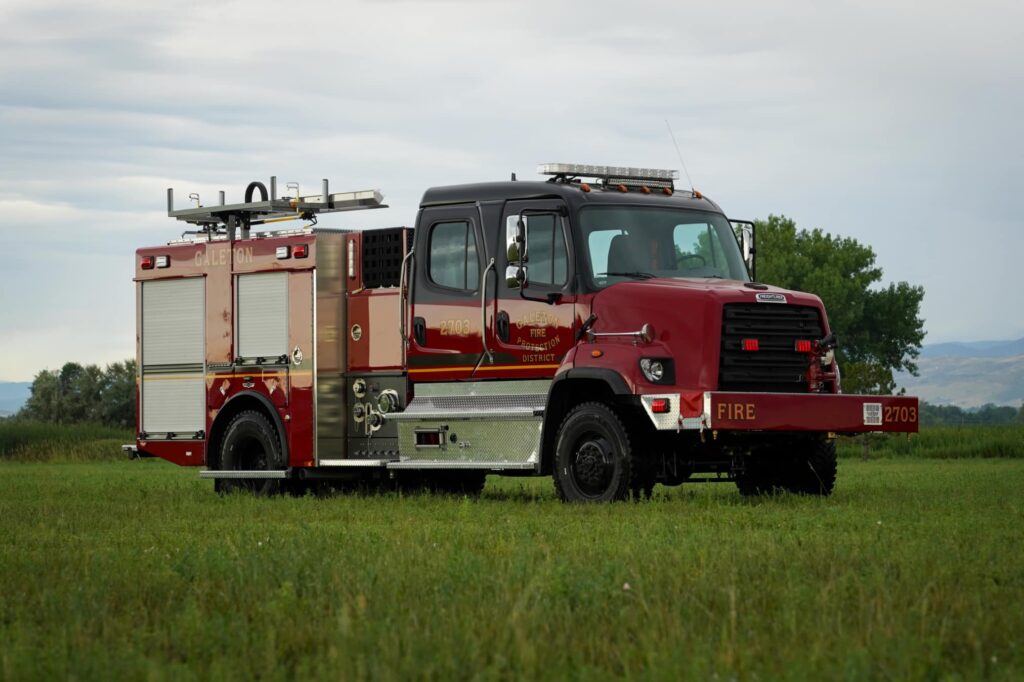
[{"xmin": 419, "ymin": 181, "xmax": 724, "ymax": 214}]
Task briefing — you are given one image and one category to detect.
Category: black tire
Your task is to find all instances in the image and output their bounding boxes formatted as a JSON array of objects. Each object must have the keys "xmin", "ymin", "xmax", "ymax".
[
  {"xmin": 553, "ymin": 402, "xmax": 636, "ymax": 503},
  {"xmin": 216, "ymin": 410, "xmax": 286, "ymax": 496},
  {"xmin": 784, "ymin": 438, "xmax": 837, "ymax": 496},
  {"xmin": 735, "ymin": 437, "xmax": 837, "ymax": 497}
]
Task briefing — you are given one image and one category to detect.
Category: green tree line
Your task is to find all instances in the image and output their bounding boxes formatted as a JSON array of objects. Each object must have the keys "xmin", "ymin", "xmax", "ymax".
[{"xmin": 18, "ymin": 361, "xmax": 135, "ymax": 428}]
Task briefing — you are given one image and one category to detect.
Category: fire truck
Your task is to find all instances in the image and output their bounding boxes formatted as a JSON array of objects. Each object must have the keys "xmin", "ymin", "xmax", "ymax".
[{"xmin": 130, "ymin": 165, "xmax": 918, "ymax": 501}]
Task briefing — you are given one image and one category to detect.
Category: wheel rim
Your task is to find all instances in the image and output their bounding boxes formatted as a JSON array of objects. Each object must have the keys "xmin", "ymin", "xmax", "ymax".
[{"xmin": 570, "ymin": 433, "xmax": 616, "ymax": 497}]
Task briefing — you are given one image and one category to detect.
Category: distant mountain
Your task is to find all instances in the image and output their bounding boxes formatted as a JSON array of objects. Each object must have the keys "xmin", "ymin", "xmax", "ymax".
[
  {"xmin": 921, "ymin": 337, "xmax": 1024, "ymax": 359},
  {"xmin": 0, "ymin": 381, "xmax": 31, "ymax": 416},
  {"xmin": 897, "ymin": 353, "xmax": 1024, "ymax": 409}
]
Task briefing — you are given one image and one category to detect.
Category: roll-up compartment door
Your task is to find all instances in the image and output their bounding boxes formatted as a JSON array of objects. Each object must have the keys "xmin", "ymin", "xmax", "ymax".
[
  {"xmin": 142, "ymin": 278, "xmax": 205, "ymax": 366},
  {"xmin": 237, "ymin": 272, "xmax": 288, "ymax": 360},
  {"xmin": 141, "ymin": 277, "xmax": 205, "ymax": 435}
]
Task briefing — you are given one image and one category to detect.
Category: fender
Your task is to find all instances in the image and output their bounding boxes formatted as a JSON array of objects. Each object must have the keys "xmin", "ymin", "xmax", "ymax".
[
  {"xmin": 549, "ymin": 367, "xmax": 632, "ymax": 396},
  {"xmin": 209, "ymin": 390, "xmax": 290, "ymax": 468},
  {"xmin": 538, "ymin": 367, "xmax": 634, "ymax": 473}
]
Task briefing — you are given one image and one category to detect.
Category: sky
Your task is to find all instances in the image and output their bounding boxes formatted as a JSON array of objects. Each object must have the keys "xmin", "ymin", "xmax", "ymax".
[{"xmin": 0, "ymin": 0, "xmax": 1021, "ymax": 381}]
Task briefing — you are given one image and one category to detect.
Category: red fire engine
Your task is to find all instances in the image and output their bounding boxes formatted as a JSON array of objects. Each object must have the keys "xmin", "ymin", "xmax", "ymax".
[{"xmin": 130, "ymin": 165, "xmax": 918, "ymax": 501}]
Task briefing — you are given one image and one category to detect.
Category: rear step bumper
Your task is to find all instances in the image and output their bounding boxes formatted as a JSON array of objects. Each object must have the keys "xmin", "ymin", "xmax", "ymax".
[{"xmin": 640, "ymin": 391, "xmax": 919, "ymax": 433}]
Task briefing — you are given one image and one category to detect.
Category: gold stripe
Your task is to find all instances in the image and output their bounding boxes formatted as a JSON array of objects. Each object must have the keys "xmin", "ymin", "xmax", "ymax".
[
  {"xmin": 408, "ymin": 364, "xmax": 560, "ymax": 374},
  {"xmin": 144, "ymin": 370, "xmax": 314, "ymax": 381}
]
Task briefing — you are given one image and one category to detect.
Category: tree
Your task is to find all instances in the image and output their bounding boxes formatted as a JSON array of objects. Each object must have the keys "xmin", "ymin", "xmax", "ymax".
[
  {"xmin": 754, "ymin": 215, "xmax": 925, "ymax": 394},
  {"xmin": 19, "ymin": 360, "xmax": 136, "ymax": 427}
]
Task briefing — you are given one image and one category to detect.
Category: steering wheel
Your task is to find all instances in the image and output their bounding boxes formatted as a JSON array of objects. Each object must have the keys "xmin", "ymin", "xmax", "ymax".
[{"xmin": 677, "ymin": 253, "xmax": 707, "ymax": 267}]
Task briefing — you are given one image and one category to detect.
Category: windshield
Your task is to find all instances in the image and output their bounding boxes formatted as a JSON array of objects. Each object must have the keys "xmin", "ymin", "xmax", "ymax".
[{"xmin": 579, "ymin": 206, "xmax": 749, "ymax": 287}]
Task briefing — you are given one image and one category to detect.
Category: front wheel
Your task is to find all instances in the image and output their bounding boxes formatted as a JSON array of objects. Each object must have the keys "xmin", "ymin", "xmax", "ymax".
[{"xmin": 553, "ymin": 402, "xmax": 636, "ymax": 503}]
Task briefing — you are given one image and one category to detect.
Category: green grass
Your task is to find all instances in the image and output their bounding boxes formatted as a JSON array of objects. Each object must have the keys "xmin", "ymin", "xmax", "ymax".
[
  {"xmin": 836, "ymin": 425, "xmax": 1024, "ymax": 459},
  {"xmin": 0, "ymin": 420, "xmax": 131, "ymax": 462},
  {"xmin": 2, "ymin": 458, "xmax": 1023, "ymax": 681}
]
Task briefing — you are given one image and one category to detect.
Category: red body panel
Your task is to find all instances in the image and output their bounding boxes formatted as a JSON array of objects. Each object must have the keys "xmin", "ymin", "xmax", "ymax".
[
  {"xmin": 135, "ymin": 235, "xmax": 317, "ymax": 467},
  {"xmin": 707, "ymin": 392, "xmax": 919, "ymax": 433}
]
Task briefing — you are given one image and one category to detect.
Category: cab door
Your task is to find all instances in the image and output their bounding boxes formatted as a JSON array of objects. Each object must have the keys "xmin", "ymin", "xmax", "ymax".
[
  {"xmin": 492, "ymin": 199, "xmax": 576, "ymax": 378},
  {"xmin": 407, "ymin": 205, "xmax": 486, "ymax": 382}
]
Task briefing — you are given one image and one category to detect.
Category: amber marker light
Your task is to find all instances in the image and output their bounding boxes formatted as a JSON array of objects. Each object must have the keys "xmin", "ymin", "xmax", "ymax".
[
  {"xmin": 580, "ymin": 183, "xmax": 592, "ymax": 192},
  {"xmin": 591, "ymin": 349, "xmax": 604, "ymax": 358},
  {"xmin": 662, "ymin": 187, "xmax": 672, "ymax": 195},
  {"xmin": 616, "ymin": 184, "xmax": 628, "ymax": 192},
  {"xmin": 640, "ymin": 186, "xmax": 651, "ymax": 194}
]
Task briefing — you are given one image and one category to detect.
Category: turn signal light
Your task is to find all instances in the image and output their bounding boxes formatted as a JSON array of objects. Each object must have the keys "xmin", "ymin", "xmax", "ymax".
[
  {"xmin": 742, "ymin": 338, "xmax": 759, "ymax": 352},
  {"xmin": 795, "ymin": 339, "xmax": 812, "ymax": 352},
  {"xmin": 650, "ymin": 398, "xmax": 671, "ymax": 414}
]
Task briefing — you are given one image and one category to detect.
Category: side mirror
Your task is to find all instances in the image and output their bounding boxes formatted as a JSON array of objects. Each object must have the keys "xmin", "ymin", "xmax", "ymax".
[
  {"xmin": 505, "ymin": 214, "xmax": 529, "ymax": 288},
  {"xmin": 505, "ymin": 265, "xmax": 527, "ymax": 288},
  {"xmin": 731, "ymin": 220, "xmax": 756, "ymax": 281},
  {"xmin": 505, "ymin": 214, "xmax": 528, "ymax": 264}
]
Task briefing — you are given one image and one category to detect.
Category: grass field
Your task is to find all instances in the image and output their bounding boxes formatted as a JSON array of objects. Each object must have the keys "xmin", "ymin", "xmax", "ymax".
[{"xmin": 2, "ymin": 449, "xmax": 1023, "ymax": 680}]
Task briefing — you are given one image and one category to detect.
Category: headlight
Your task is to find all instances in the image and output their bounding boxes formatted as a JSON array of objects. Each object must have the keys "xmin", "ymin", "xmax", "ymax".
[
  {"xmin": 639, "ymin": 358, "xmax": 674, "ymax": 384},
  {"xmin": 640, "ymin": 359, "xmax": 664, "ymax": 382}
]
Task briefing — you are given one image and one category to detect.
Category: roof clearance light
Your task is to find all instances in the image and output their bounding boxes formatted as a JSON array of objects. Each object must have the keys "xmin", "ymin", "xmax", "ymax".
[
  {"xmin": 743, "ymin": 339, "xmax": 759, "ymax": 352},
  {"xmin": 537, "ymin": 163, "xmax": 679, "ymax": 181},
  {"xmin": 795, "ymin": 339, "xmax": 812, "ymax": 353},
  {"xmin": 141, "ymin": 256, "xmax": 155, "ymax": 270},
  {"xmin": 650, "ymin": 398, "xmax": 671, "ymax": 414},
  {"xmin": 155, "ymin": 255, "xmax": 170, "ymax": 268},
  {"xmin": 276, "ymin": 246, "xmax": 291, "ymax": 259},
  {"xmin": 293, "ymin": 244, "xmax": 309, "ymax": 258}
]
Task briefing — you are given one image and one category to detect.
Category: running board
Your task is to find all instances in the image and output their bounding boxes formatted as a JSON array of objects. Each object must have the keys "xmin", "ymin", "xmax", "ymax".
[
  {"xmin": 386, "ymin": 461, "xmax": 536, "ymax": 470},
  {"xmin": 199, "ymin": 470, "xmax": 287, "ymax": 479},
  {"xmin": 317, "ymin": 459, "xmax": 388, "ymax": 468}
]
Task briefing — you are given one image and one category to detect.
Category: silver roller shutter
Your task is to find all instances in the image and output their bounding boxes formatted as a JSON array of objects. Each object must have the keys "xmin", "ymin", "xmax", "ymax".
[
  {"xmin": 237, "ymin": 272, "xmax": 288, "ymax": 359},
  {"xmin": 141, "ymin": 277, "xmax": 205, "ymax": 434},
  {"xmin": 142, "ymin": 377, "xmax": 205, "ymax": 434},
  {"xmin": 142, "ymin": 278, "xmax": 205, "ymax": 366}
]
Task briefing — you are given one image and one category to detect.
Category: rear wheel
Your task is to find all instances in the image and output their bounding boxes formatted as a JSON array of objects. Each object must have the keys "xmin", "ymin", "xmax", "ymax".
[
  {"xmin": 783, "ymin": 438, "xmax": 837, "ymax": 495},
  {"xmin": 215, "ymin": 410, "xmax": 286, "ymax": 496},
  {"xmin": 553, "ymin": 402, "xmax": 636, "ymax": 503},
  {"xmin": 735, "ymin": 437, "xmax": 837, "ymax": 497}
]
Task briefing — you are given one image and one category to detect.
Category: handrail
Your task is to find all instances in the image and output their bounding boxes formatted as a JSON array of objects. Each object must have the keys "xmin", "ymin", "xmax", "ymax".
[
  {"xmin": 480, "ymin": 258, "xmax": 496, "ymax": 364},
  {"xmin": 399, "ymin": 247, "xmax": 415, "ymax": 364}
]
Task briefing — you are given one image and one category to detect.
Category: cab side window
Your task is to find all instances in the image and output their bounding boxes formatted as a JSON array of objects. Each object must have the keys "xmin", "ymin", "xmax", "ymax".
[
  {"xmin": 526, "ymin": 214, "xmax": 568, "ymax": 287},
  {"xmin": 429, "ymin": 221, "xmax": 479, "ymax": 291}
]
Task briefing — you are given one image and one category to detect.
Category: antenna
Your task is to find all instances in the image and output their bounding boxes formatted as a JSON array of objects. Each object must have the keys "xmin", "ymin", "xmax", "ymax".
[{"xmin": 665, "ymin": 120, "xmax": 695, "ymax": 194}]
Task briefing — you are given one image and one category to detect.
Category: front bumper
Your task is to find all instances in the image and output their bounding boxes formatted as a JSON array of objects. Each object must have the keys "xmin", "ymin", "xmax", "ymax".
[{"xmin": 639, "ymin": 391, "xmax": 919, "ymax": 433}]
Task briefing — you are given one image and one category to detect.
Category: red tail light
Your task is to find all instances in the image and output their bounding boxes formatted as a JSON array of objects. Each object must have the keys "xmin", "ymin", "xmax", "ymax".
[
  {"xmin": 293, "ymin": 244, "xmax": 309, "ymax": 258},
  {"xmin": 742, "ymin": 338, "xmax": 759, "ymax": 352},
  {"xmin": 140, "ymin": 256, "xmax": 155, "ymax": 270},
  {"xmin": 650, "ymin": 398, "xmax": 671, "ymax": 414},
  {"xmin": 795, "ymin": 340, "xmax": 812, "ymax": 353}
]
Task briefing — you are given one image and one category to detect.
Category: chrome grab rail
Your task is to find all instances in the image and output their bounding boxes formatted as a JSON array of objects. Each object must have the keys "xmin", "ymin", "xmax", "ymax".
[
  {"xmin": 399, "ymin": 248, "xmax": 415, "ymax": 361},
  {"xmin": 480, "ymin": 258, "xmax": 495, "ymax": 364}
]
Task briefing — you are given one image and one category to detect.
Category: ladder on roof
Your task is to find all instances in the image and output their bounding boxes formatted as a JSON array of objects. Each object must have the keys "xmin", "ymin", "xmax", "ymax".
[{"xmin": 167, "ymin": 176, "xmax": 387, "ymax": 238}]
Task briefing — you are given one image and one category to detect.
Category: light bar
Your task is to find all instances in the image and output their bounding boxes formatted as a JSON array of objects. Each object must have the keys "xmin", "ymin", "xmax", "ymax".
[{"xmin": 538, "ymin": 163, "xmax": 679, "ymax": 181}]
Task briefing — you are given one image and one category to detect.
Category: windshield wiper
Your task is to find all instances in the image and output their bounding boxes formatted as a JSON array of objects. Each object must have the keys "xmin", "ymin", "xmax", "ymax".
[{"xmin": 599, "ymin": 271, "xmax": 656, "ymax": 280}]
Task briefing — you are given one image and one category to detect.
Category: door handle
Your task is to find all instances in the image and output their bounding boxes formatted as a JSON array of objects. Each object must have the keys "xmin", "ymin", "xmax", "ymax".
[
  {"xmin": 413, "ymin": 317, "xmax": 426, "ymax": 347},
  {"xmin": 497, "ymin": 311, "xmax": 510, "ymax": 343}
]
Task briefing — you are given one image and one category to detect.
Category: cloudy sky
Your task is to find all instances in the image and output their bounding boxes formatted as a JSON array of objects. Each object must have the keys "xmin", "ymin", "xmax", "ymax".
[{"xmin": 0, "ymin": 0, "xmax": 1021, "ymax": 381}]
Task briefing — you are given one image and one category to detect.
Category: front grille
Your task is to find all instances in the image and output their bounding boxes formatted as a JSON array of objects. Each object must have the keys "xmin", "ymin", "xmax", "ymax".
[{"xmin": 718, "ymin": 303, "xmax": 824, "ymax": 392}]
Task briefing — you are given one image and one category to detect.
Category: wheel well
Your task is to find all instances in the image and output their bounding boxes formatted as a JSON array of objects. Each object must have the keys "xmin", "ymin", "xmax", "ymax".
[
  {"xmin": 541, "ymin": 378, "xmax": 624, "ymax": 474},
  {"xmin": 206, "ymin": 394, "xmax": 287, "ymax": 470}
]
